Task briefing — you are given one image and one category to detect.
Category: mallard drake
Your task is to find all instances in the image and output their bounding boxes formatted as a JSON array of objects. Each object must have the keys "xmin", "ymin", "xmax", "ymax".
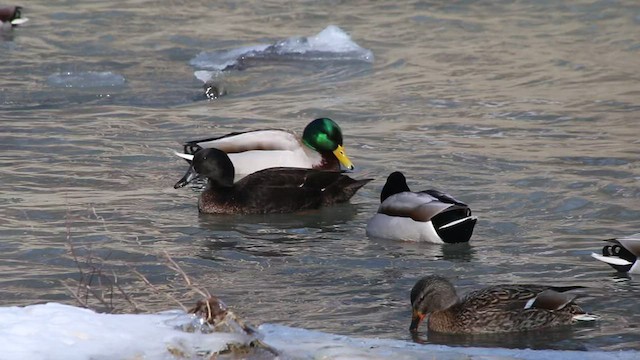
[
  {"xmin": 591, "ymin": 233, "xmax": 640, "ymax": 273},
  {"xmin": 409, "ymin": 275, "xmax": 598, "ymax": 334},
  {"xmin": 174, "ymin": 118, "xmax": 354, "ymax": 178},
  {"xmin": 0, "ymin": 6, "xmax": 28, "ymax": 27},
  {"xmin": 174, "ymin": 148, "xmax": 371, "ymax": 214},
  {"xmin": 365, "ymin": 172, "xmax": 477, "ymax": 243}
]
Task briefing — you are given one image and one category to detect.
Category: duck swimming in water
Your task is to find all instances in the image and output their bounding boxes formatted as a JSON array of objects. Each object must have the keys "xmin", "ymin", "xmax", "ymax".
[
  {"xmin": 591, "ymin": 233, "xmax": 640, "ymax": 273},
  {"xmin": 0, "ymin": 6, "xmax": 28, "ymax": 27},
  {"xmin": 174, "ymin": 148, "xmax": 371, "ymax": 214},
  {"xmin": 366, "ymin": 172, "xmax": 477, "ymax": 243},
  {"xmin": 410, "ymin": 275, "xmax": 598, "ymax": 334},
  {"xmin": 175, "ymin": 118, "xmax": 354, "ymax": 178}
]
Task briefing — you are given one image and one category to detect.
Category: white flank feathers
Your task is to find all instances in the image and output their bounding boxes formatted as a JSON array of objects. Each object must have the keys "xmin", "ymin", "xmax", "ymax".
[{"xmin": 366, "ymin": 214, "xmax": 443, "ymax": 243}]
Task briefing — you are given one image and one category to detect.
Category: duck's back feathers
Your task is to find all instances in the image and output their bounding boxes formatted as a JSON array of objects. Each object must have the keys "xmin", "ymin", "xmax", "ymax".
[
  {"xmin": 183, "ymin": 130, "xmax": 300, "ymax": 155},
  {"xmin": 462, "ymin": 284, "xmax": 584, "ymax": 312},
  {"xmin": 378, "ymin": 192, "xmax": 465, "ymax": 222},
  {"xmin": 420, "ymin": 189, "xmax": 468, "ymax": 207},
  {"xmin": 228, "ymin": 168, "xmax": 371, "ymax": 213},
  {"xmin": 197, "ymin": 165, "xmax": 372, "ymax": 215}
]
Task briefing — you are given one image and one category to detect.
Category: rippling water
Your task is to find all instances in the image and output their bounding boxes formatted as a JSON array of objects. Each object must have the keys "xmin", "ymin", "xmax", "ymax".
[{"xmin": 1, "ymin": 0, "xmax": 639, "ymax": 352}]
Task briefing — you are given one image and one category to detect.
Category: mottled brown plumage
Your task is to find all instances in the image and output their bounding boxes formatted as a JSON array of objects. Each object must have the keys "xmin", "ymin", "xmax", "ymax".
[{"xmin": 410, "ymin": 275, "xmax": 596, "ymax": 334}]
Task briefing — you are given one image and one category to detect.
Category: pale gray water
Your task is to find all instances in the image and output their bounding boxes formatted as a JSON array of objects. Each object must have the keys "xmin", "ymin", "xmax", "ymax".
[{"xmin": 1, "ymin": 0, "xmax": 639, "ymax": 352}]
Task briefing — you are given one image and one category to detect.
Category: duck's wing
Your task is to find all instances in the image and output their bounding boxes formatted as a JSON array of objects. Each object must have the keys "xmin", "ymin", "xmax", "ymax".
[
  {"xmin": 182, "ymin": 129, "xmax": 300, "ymax": 155},
  {"xmin": 378, "ymin": 192, "xmax": 459, "ymax": 222},
  {"xmin": 231, "ymin": 168, "xmax": 335, "ymax": 213},
  {"xmin": 237, "ymin": 168, "xmax": 366, "ymax": 191},
  {"xmin": 420, "ymin": 189, "xmax": 468, "ymax": 206},
  {"xmin": 463, "ymin": 284, "xmax": 585, "ymax": 312},
  {"xmin": 234, "ymin": 168, "xmax": 371, "ymax": 212}
]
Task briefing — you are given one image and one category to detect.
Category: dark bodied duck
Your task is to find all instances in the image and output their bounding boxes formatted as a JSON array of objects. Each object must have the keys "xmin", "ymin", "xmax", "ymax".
[
  {"xmin": 0, "ymin": 6, "xmax": 28, "ymax": 27},
  {"xmin": 366, "ymin": 172, "xmax": 477, "ymax": 243},
  {"xmin": 410, "ymin": 275, "xmax": 598, "ymax": 334},
  {"xmin": 174, "ymin": 148, "xmax": 371, "ymax": 214},
  {"xmin": 591, "ymin": 233, "xmax": 640, "ymax": 273},
  {"xmin": 174, "ymin": 118, "xmax": 354, "ymax": 178}
]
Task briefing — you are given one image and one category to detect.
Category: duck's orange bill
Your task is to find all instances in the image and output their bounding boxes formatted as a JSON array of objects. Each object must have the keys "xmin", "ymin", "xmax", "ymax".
[{"xmin": 409, "ymin": 310, "xmax": 425, "ymax": 332}]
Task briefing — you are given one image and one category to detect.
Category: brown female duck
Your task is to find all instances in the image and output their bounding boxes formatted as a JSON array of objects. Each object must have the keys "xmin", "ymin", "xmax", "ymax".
[
  {"xmin": 174, "ymin": 148, "xmax": 371, "ymax": 214},
  {"xmin": 410, "ymin": 275, "xmax": 598, "ymax": 334}
]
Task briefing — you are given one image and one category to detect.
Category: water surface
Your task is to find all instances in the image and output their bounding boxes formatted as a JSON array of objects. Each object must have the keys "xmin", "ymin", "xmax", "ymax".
[{"xmin": 1, "ymin": 0, "xmax": 639, "ymax": 352}]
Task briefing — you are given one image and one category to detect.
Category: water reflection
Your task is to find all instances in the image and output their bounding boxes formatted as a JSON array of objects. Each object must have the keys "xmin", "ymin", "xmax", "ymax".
[
  {"xmin": 367, "ymin": 236, "xmax": 476, "ymax": 262},
  {"xmin": 195, "ymin": 203, "xmax": 362, "ymax": 259},
  {"xmin": 196, "ymin": 203, "xmax": 361, "ymax": 233},
  {"xmin": 412, "ymin": 326, "xmax": 587, "ymax": 350}
]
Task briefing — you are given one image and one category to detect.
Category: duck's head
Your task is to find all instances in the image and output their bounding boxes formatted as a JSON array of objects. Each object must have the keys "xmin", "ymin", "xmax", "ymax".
[
  {"xmin": 380, "ymin": 171, "xmax": 411, "ymax": 202},
  {"xmin": 302, "ymin": 118, "xmax": 354, "ymax": 170},
  {"xmin": 410, "ymin": 275, "xmax": 458, "ymax": 332},
  {"xmin": 0, "ymin": 6, "xmax": 28, "ymax": 26},
  {"xmin": 174, "ymin": 148, "xmax": 234, "ymax": 189}
]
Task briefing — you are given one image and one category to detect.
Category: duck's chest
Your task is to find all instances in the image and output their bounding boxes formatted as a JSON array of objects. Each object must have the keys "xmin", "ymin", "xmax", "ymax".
[{"xmin": 198, "ymin": 191, "xmax": 241, "ymax": 214}]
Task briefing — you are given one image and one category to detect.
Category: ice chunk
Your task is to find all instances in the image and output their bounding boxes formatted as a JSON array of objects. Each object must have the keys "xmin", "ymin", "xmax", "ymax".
[{"xmin": 190, "ymin": 25, "xmax": 373, "ymax": 71}]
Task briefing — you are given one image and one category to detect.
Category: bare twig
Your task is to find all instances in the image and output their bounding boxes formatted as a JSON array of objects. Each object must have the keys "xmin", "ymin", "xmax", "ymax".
[
  {"xmin": 162, "ymin": 251, "xmax": 210, "ymax": 299},
  {"xmin": 132, "ymin": 269, "xmax": 189, "ymax": 312}
]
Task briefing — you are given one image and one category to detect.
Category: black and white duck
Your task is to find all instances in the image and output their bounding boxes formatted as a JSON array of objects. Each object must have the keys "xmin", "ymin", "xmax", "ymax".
[
  {"xmin": 175, "ymin": 118, "xmax": 354, "ymax": 178},
  {"xmin": 591, "ymin": 233, "xmax": 640, "ymax": 273},
  {"xmin": 366, "ymin": 172, "xmax": 477, "ymax": 243},
  {"xmin": 174, "ymin": 148, "xmax": 371, "ymax": 214},
  {"xmin": 410, "ymin": 275, "xmax": 598, "ymax": 334},
  {"xmin": 0, "ymin": 6, "xmax": 28, "ymax": 27}
]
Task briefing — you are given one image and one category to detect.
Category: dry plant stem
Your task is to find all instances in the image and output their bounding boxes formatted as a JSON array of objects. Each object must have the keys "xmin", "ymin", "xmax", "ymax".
[
  {"xmin": 112, "ymin": 270, "xmax": 143, "ymax": 313},
  {"xmin": 132, "ymin": 269, "xmax": 189, "ymax": 312},
  {"xmin": 65, "ymin": 208, "xmax": 143, "ymax": 313},
  {"xmin": 162, "ymin": 251, "xmax": 210, "ymax": 299}
]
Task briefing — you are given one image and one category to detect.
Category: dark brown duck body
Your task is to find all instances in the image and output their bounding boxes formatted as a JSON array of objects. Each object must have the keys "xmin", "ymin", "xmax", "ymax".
[
  {"xmin": 410, "ymin": 275, "xmax": 596, "ymax": 334},
  {"xmin": 175, "ymin": 148, "xmax": 371, "ymax": 214}
]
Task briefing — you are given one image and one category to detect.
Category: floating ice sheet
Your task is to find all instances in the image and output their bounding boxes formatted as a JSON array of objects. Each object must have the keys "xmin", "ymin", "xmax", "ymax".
[
  {"xmin": 47, "ymin": 71, "xmax": 126, "ymax": 88},
  {"xmin": 190, "ymin": 25, "xmax": 374, "ymax": 71},
  {"xmin": 260, "ymin": 324, "xmax": 639, "ymax": 360},
  {"xmin": 0, "ymin": 303, "xmax": 638, "ymax": 360}
]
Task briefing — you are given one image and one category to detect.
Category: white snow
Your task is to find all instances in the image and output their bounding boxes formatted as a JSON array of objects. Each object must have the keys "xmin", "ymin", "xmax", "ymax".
[
  {"xmin": 0, "ymin": 302, "xmax": 637, "ymax": 360},
  {"xmin": 0, "ymin": 303, "xmax": 251, "ymax": 360}
]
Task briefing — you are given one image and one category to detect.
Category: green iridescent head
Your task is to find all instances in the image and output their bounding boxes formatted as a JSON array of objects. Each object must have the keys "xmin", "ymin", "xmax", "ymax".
[{"xmin": 302, "ymin": 118, "xmax": 354, "ymax": 170}]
